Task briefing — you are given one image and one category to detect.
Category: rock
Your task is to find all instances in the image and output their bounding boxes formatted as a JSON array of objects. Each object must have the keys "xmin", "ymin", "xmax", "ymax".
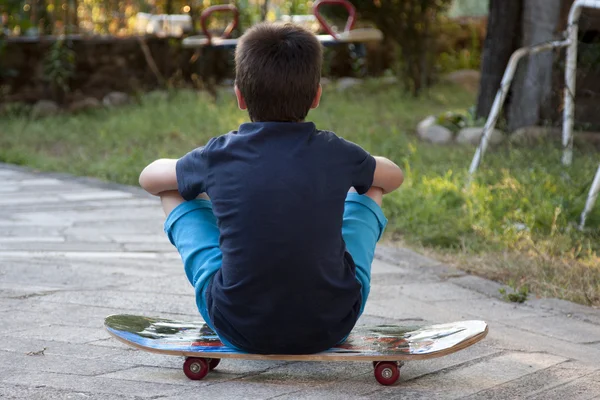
[
  {"xmin": 510, "ymin": 126, "xmax": 561, "ymax": 143},
  {"xmin": 456, "ymin": 127, "xmax": 504, "ymax": 145},
  {"xmin": 219, "ymin": 78, "xmax": 235, "ymax": 87},
  {"xmin": 31, "ymin": 100, "xmax": 60, "ymax": 118},
  {"xmin": 421, "ymin": 125, "xmax": 453, "ymax": 144},
  {"xmin": 8, "ymin": 84, "xmax": 45, "ymax": 103},
  {"xmin": 512, "ymin": 223, "xmax": 529, "ymax": 232},
  {"xmin": 102, "ymin": 91, "xmax": 129, "ymax": 107},
  {"xmin": 336, "ymin": 77, "xmax": 362, "ymax": 91},
  {"xmin": 114, "ymin": 56, "xmax": 127, "ymax": 68},
  {"xmin": 511, "ymin": 126, "xmax": 600, "ymax": 149},
  {"xmin": 417, "ymin": 116, "xmax": 437, "ymax": 139},
  {"xmin": 68, "ymin": 97, "xmax": 101, "ymax": 113},
  {"xmin": 146, "ymin": 90, "xmax": 168, "ymax": 100},
  {"xmin": 381, "ymin": 75, "xmax": 398, "ymax": 84},
  {"xmin": 320, "ymin": 77, "xmax": 331, "ymax": 86},
  {"xmin": 443, "ymin": 69, "xmax": 481, "ymax": 92}
]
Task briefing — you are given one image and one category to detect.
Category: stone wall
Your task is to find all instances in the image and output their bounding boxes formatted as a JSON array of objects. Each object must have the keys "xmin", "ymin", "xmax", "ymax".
[
  {"xmin": 1, "ymin": 35, "xmax": 200, "ymax": 104},
  {"xmin": 1, "ymin": 35, "xmax": 395, "ymax": 106},
  {"xmin": 0, "ymin": 16, "xmax": 488, "ymax": 106}
]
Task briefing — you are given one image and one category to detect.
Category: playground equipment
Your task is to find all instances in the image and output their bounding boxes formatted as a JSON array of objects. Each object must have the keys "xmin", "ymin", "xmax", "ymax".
[
  {"xmin": 181, "ymin": 0, "xmax": 382, "ymax": 49},
  {"xmin": 135, "ymin": 13, "xmax": 193, "ymax": 37},
  {"xmin": 467, "ymin": 0, "xmax": 600, "ymax": 229},
  {"xmin": 311, "ymin": 0, "xmax": 383, "ymax": 46},
  {"xmin": 181, "ymin": 4, "xmax": 240, "ymax": 49}
]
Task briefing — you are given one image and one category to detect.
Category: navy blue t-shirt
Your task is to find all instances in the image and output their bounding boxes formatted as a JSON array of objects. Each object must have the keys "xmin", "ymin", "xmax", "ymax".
[{"xmin": 176, "ymin": 122, "xmax": 376, "ymax": 354}]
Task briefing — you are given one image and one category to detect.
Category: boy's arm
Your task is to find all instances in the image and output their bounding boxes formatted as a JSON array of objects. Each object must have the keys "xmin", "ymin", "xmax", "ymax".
[
  {"xmin": 372, "ymin": 156, "xmax": 404, "ymax": 194},
  {"xmin": 139, "ymin": 158, "xmax": 178, "ymax": 196}
]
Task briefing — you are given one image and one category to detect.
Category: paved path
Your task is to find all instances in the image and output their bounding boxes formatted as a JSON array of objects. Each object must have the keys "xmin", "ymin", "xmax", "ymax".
[{"xmin": 1, "ymin": 163, "xmax": 599, "ymax": 399}]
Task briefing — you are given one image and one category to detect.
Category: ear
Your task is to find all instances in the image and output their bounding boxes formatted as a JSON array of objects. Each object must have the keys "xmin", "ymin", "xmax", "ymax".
[
  {"xmin": 234, "ymin": 85, "xmax": 247, "ymax": 110},
  {"xmin": 310, "ymin": 84, "xmax": 322, "ymax": 109}
]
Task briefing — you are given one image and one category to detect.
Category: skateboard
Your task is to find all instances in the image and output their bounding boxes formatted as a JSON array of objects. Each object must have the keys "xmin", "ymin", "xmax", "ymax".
[{"xmin": 104, "ymin": 314, "xmax": 488, "ymax": 386}]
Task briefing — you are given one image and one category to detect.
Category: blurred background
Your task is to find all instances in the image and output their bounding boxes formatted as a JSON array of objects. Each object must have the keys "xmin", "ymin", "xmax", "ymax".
[{"xmin": 1, "ymin": 0, "xmax": 599, "ymax": 308}]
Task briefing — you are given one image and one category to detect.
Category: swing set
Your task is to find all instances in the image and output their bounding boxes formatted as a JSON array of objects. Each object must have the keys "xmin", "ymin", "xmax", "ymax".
[{"xmin": 181, "ymin": 0, "xmax": 382, "ymax": 49}]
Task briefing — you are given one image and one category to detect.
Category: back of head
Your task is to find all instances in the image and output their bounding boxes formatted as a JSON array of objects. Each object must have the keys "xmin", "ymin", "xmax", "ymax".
[{"xmin": 235, "ymin": 22, "xmax": 323, "ymax": 122}]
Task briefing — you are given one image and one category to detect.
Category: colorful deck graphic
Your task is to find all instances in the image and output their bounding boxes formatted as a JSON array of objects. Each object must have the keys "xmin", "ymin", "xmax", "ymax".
[{"xmin": 105, "ymin": 314, "xmax": 488, "ymax": 359}]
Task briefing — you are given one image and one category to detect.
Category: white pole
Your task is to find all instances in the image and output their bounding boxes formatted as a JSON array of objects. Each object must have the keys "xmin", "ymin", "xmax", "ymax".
[
  {"xmin": 580, "ymin": 164, "xmax": 600, "ymax": 229},
  {"xmin": 563, "ymin": 0, "xmax": 600, "ymax": 227},
  {"xmin": 563, "ymin": 0, "xmax": 600, "ymax": 166},
  {"xmin": 468, "ymin": 40, "xmax": 569, "ymax": 177},
  {"xmin": 563, "ymin": 1, "xmax": 583, "ymax": 166}
]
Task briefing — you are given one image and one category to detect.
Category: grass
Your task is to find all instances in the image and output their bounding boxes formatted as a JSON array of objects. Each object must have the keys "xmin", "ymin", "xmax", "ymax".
[{"xmin": 1, "ymin": 81, "xmax": 599, "ymax": 306}]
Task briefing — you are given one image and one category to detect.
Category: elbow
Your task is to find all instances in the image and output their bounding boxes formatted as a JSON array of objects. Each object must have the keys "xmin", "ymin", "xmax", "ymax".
[
  {"xmin": 393, "ymin": 167, "xmax": 404, "ymax": 190},
  {"xmin": 382, "ymin": 165, "xmax": 404, "ymax": 194},
  {"xmin": 139, "ymin": 161, "xmax": 161, "ymax": 195},
  {"xmin": 372, "ymin": 157, "xmax": 405, "ymax": 194},
  {"xmin": 138, "ymin": 169, "xmax": 155, "ymax": 195}
]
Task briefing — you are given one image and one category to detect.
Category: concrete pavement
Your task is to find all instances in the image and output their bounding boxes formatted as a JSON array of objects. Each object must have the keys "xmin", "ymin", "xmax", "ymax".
[{"xmin": 0, "ymin": 163, "xmax": 599, "ymax": 399}]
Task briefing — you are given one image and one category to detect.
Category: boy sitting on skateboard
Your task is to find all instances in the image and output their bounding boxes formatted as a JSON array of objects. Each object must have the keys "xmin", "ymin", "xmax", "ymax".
[{"xmin": 139, "ymin": 23, "xmax": 404, "ymax": 354}]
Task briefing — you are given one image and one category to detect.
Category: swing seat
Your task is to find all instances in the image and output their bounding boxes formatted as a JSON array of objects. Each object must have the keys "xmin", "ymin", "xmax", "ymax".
[{"xmin": 317, "ymin": 28, "xmax": 383, "ymax": 46}]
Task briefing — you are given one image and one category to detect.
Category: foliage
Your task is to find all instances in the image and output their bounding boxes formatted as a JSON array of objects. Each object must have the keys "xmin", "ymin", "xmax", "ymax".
[
  {"xmin": 499, "ymin": 281, "xmax": 529, "ymax": 303},
  {"xmin": 0, "ymin": 39, "xmax": 18, "ymax": 85},
  {"xmin": 42, "ymin": 39, "xmax": 76, "ymax": 101},
  {"xmin": 0, "ymin": 0, "xmax": 33, "ymax": 34},
  {"xmin": 347, "ymin": 0, "xmax": 454, "ymax": 95},
  {"xmin": 448, "ymin": 0, "xmax": 489, "ymax": 17},
  {"xmin": 0, "ymin": 102, "xmax": 31, "ymax": 117},
  {"xmin": 436, "ymin": 47, "xmax": 481, "ymax": 74},
  {"xmin": 1, "ymin": 82, "xmax": 599, "ymax": 306},
  {"xmin": 436, "ymin": 107, "xmax": 486, "ymax": 133},
  {"xmin": 235, "ymin": 0, "xmax": 261, "ymax": 31},
  {"xmin": 435, "ymin": 17, "xmax": 483, "ymax": 74}
]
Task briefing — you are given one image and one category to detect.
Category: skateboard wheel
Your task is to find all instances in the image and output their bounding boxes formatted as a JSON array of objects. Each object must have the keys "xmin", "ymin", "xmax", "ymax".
[
  {"xmin": 183, "ymin": 357, "xmax": 209, "ymax": 380},
  {"xmin": 374, "ymin": 361, "xmax": 400, "ymax": 386},
  {"xmin": 208, "ymin": 358, "xmax": 221, "ymax": 370}
]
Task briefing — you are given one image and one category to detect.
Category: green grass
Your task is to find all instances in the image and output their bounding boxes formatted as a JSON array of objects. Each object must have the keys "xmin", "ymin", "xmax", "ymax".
[{"xmin": 1, "ymin": 81, "xmax": 599, "ymax": 306}]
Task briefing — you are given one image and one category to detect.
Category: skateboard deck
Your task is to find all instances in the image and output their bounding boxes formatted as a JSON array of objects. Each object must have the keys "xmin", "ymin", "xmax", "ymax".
[{"xmin": 105, "ymin": 314, "xmax": 488, "ymax": 385}]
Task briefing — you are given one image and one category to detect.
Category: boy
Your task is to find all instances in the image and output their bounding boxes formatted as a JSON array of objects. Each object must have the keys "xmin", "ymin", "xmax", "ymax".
[{"xmin": 139, "ymin": 23, "xmax": 403, "ymax": 354}]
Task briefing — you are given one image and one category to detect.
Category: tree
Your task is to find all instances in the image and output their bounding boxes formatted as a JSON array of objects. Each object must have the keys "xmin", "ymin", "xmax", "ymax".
[
  {"xmin": 476, "ymin": 0, "xmax": 571, "ymax": 132},
  {"xmin": 351, "ymin": 0, "xmax": 454, "ymax": 95},
  {"xmin": 475, "ymin": 0, "xmax": 523, "ymax": 120},
  {"xmin": 507, "ymin": 0, "xmax": 562, "ymax": 131}
]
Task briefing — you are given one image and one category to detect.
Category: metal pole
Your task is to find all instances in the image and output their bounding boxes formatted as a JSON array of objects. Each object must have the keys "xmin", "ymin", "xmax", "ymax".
[
  {"xmin": 580, "ymin": 164, "xmax": 600, "ymax": 229},
  {"xmin": 562, "ymin": 0, "xmax": 600, "ymax": 227},
  {"xmin": 563, "ymin": 1, "xmax": 583, "ymax": 166},
  {"xmin": 468, "ymin": 40, "xmax": 569, "ymax": 177},
  {"xmin": 562, "ymin": 0, "xmax": 600, "ymax": 166}
]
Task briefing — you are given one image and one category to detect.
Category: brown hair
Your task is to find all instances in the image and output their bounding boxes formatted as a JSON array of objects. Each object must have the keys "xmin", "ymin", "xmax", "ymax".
[{"xmin": 235, "ymin": 22, "xmax": 323, "ymax": 122}]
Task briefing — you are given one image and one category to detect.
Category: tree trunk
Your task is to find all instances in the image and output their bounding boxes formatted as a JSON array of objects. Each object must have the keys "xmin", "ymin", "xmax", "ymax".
[
  {"xmin": 507, "ymin": 0, "xmax": 562, "ymax": 131},
  {"xmin": 261, "ymin": 0, "xmax": 269, "ymax": 22},
  {"xmin": 70, "ymin": 0, "xmax": 79, "ymax": 34},
  {"xmin": 475, "ymin": 0, "xmax": 523, "ymax": 119}
]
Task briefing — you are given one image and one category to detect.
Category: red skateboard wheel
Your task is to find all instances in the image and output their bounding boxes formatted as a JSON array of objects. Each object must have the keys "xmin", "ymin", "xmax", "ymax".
[
  {"xmin": 208, "ymin": 358, "xmax": 221, "ymax": 370},
  {"xmin": 183, "ymin": 357, "xmax": 210, "ymax": 380},
  {"xmin": 373, "ymin": 361, "xmax": 400, "ymax": 386}
]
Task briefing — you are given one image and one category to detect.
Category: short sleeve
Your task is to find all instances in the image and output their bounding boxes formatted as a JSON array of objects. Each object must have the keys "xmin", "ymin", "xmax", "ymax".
[
  {"xmin": 176, "ymin": 146, "xmax": 209, "ymax": 201},
  {"xmin": 339, "ymin": 138, "xmax": 376, "ymax": 195}
]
